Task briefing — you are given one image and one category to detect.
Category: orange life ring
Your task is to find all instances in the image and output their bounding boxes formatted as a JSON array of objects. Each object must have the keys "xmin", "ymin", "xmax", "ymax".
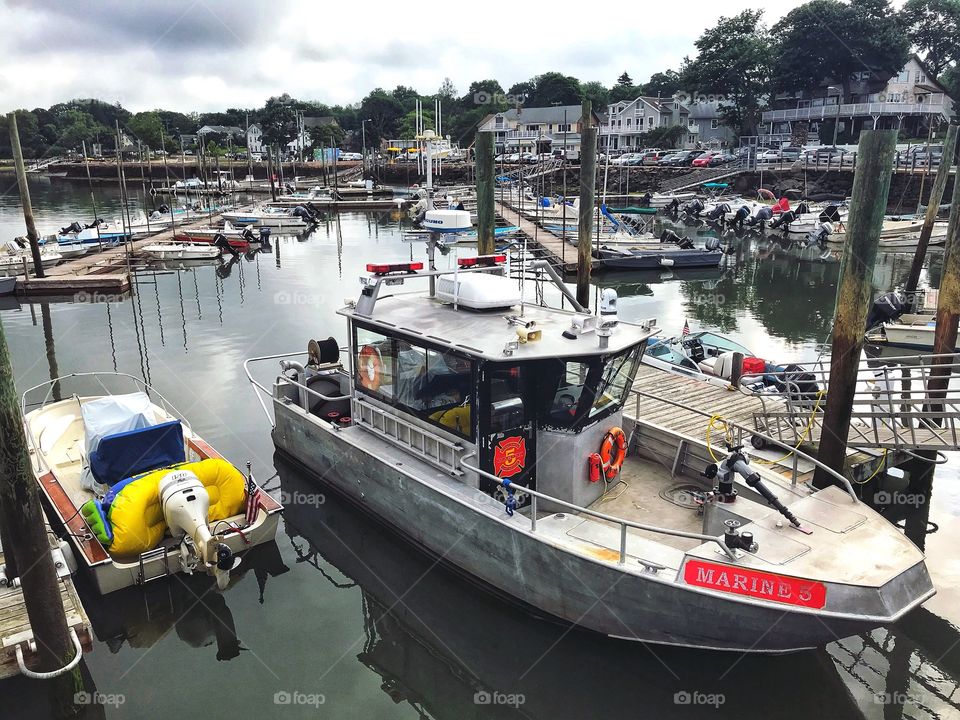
[
  {"xmin": 598, "ymin": 427, "xmax": 627, "ymax": 480},
  {"xmin": 358, "ymin": 344, "xmax": 383, "ymax": 391}
]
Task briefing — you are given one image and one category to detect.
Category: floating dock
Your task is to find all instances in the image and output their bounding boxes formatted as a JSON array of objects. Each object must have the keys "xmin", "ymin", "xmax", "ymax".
[
  {"xmin": 495, "ymin": 200, "xmax": 576, "ymax": 272},
  {"xmin": 0, "ymin": 536, "xmax": 92, "ymax": 680}
]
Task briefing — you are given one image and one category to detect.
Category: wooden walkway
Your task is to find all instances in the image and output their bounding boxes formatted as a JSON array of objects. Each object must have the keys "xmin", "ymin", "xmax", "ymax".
[
  {"xmin": 495, "ymin": 200, "xmax": 576, "ymax": 272},
  {"xmin": 0, "ymin": 537, "xmax": 91, "ymax": 680},
  {"xmin": 628, "ymin": 364, "xmax": 888, "ymax": 483}
]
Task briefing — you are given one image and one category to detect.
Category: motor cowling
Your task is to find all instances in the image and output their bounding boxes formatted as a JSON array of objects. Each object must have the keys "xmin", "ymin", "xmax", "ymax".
[{"xmin": 866, "ymin": 291, "xmax": 905, "ymax": 330}]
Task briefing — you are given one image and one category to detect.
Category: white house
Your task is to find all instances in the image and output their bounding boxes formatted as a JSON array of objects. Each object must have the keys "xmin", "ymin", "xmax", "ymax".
[
  {"xmin": 246, "ymin": 124, "xmax": 264, "ymax": 157},
  {"xmin": 477, "ymin": 105, "xmax": 601, "ymax": 156}
]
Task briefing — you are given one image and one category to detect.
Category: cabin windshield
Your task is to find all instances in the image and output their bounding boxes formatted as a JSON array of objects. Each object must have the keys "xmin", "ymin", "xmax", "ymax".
[{"xmin": 536, "ymin": 345, "xmax": 643, "ymax": 430}]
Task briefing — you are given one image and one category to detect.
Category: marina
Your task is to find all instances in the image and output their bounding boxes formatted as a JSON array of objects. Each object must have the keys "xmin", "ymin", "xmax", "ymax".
[{"xmin": 2, "ymin": 3, "xmax": 960, "ymax": 715}]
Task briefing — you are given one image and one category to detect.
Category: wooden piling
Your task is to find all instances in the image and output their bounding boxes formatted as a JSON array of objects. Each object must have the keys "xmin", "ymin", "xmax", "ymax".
[
  {"xmin": 813, "ymin": 130, "xmax": 898, "ymax": 489},
  {"xmin": 929, "ymin": 160, "xmax": 960, "ymax": 398},
  {"xmin": 6, "ymin": 113, "xmax": 45, "ymax": 278},
  {"xmin": 577, "ymin": 100, "xmax": 597, "ymax": 308},
  {"xmin": 267, "ymin": 147, "xmax": 277, "ymax": 202},
  {"xmin": 475, "ymin": 131, "xmax": 495, "ymax": 255},
  {"xmin": 905, "ymin": 124, "xmax": 958, "ymax": 302},
  {"xmin": 0, "ymin": 317, "xmax": 74, "ymax": 674}
]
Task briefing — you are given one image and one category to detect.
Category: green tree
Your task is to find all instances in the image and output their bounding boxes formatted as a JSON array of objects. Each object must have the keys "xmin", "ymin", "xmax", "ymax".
[
  {"xmin": 308, "ymin": 123, "xmax": 345, "ymax": 148},
  {"xmin": 580, "ymin": 81, "xmax": 610, "ymax": 110},
  {"xmin": 259, "ymin": 94, "xmax": 299, "ymax": 147},
  {"xmin": 360, "ymin": 89, "xmax": 404, "ymax": 146},
  {"xmin": 524, "ymin": 72, "xmax": 582, "ymax": 106},
  {"xmin": 390, "ymin": 85, "xmax": 420, "ymax": 112},
  {"xmin": 683, "ymin": 10, "xmax": 772, "ymax": 135},
  {"xmin": 127, "ymin": 111, "xmax": 166, "ymax": 148},
  {"xmin": 398, "ymin": 109, "xmax": 435, "ymax": 138},
  {"xmin": 0, "ymin": 110, "xmax": 46, "ymax": 158},
  {"xmin": 642, "ymin": 70, "xmax": 683, "ymax": 98},
  {"xmin": 53, "ymin": 108, "xmax": 108, "ymax": 154},
  {"xmin": 771, "ymin": 0, "xmax": 909, "ymax": 100},
  {"xmin": 940, "ymin": 64, "xmax": 960, "ymax": 99},
  {"xmin": 900, "ymin": 0, "xmax": 960, "ymax": 76},
  {"xmin": 616, "ymin": 72, "xmax": 634, "ymax": 87}
]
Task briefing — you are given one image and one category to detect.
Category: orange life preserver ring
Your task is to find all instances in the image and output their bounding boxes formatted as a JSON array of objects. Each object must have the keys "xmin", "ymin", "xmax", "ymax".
[
  {"xmin": 598, "ymin": 427, "xmax": 627, "ymax": 480},
  {"xmin": 358, "ymin": 344, "xmax": 383, "ymax": 391}
]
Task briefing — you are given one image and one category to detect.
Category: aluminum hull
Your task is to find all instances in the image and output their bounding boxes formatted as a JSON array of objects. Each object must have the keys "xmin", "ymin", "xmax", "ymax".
[{"xmin": 271, "ymin": 399, "xmax": 928, "ymax": 653}]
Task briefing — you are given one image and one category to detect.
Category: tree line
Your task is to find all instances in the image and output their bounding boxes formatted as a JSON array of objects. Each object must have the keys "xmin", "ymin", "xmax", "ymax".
[{"xmin": 1, "ymin": 0, "xmax": 956, "ymax": 159}]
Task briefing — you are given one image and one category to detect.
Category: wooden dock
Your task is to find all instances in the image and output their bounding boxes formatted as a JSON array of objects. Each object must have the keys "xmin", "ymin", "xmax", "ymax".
[
  {"xmin": 627, "ymin": 364, "xmax": 889, "ymax": 484},
  {"xmin": 13, "ymin": 214, "xmax": 223, "ymax": 297},
  {"xmin": 0, "ymin": 538, "xmax": 92, "ymax": 680},
  {"xmin": 495, "ymin": 200, "xmax": 577, "ymax": 272}
]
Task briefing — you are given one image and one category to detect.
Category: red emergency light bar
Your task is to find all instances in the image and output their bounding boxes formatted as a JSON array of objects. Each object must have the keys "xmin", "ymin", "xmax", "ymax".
[
  {"xmin": 457, "ymin": 254, "xmax": 507, "ymax": 268},
  {"xmin": 366, "ymin": 262, "xmax": 424, "ymax": 274}
]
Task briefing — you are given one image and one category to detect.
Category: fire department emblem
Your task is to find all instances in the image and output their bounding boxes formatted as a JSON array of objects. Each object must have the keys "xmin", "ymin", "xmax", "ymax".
[{"xmin": 493, "ymin": 436, "xmax": 526, "ymax": 478}]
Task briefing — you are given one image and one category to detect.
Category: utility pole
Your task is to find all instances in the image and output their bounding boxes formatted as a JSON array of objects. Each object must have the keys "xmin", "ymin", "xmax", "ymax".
[
  {"xmin": 577, "ymin": 100, "xmax": 597, "ymax": 308},
  {"xmin": 6, "ymin": 113, "xmax": 45, "ymax": 278},
  {"xmin": 905, "ymin": 123, "xmax": 958, "ymax": 304},
  {"xmin": 0, "ymin": 317, "xmax": 75, "ymax": 675},
  {"xmin": 813, "ymin": 130, "xmax": 897, "ymax": 489},
  {"xmin": 475, "ymin": 131, "xmax": 495, "ymax": 255}
]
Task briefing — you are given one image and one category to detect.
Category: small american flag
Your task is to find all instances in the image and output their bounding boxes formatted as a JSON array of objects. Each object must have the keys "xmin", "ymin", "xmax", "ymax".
[
  {"xmin": 682, "ymin": 319, "xmax": 690, "ymax": 336},
  {"xmin": 245, "ymin": 486, "xmax": 264, "ymax": 526}
]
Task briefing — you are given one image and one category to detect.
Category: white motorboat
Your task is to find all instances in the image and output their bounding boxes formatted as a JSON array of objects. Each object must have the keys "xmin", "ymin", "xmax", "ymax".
[
  {"xmin": 222, "ymin": 205, "xmax": 318, "ymax": 230},
  {"xmin": 55, "ymin": 219, "xmax": 129, "ymax": 247},
  {"xmin": 141, "ymin": 242, "xmax": 222, "ymax": 261},
  {"xmin": 1, "ymin": 240, "xmax": 63, "ymax": 275},
  {"xmin": 22, "ymin": 373, "xmax": 283, "ymax": 594},
  {"xmin": 246, "ymin": 258, "xmax": 933, "ymax": 653}
]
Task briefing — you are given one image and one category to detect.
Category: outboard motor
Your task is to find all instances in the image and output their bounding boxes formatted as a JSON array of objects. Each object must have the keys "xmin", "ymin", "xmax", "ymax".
[
  {"xmin": 159, "ymin": 469, "xmax": 239, "ymax": 590},
  {"xmin": 665, "ymin": 198, "xmax": 681, "ymax": 214},
  {"xmin": 683, "ymin": 198, "xmax": 705, "ymax": 217},
  {"xmin": 805, "ymin": 221, "xmax": 833, "ymax": 245},
  {"xmin": 748, "ymin": 206, "xmax": 774, "ymax": 227},
  {"xmin": 866, "ymin": 291, "xmax": 905, "ymax": 330},
  {"xmin": 284, "ymin": 183, "xmax": 294, "ymax": 194},
  {"xmin": 60, "ymin": 221, "xmax": 83, "ymax": 235},
  {"xmin": 770, "ymin": 210, "xmax": 796, "ymax": 230},
  {"xmin": 661, "ymin": 229, "xmax": 682, "ymax": 244},
  {"xmin": 213, "ymin": 233, "xmax": 239, "ymax": 257},
  {"xmin": 258, "ymin": 226, "xmax": 272, "ymax": 249},
  {"xmin": 291, "ymin": 204, "xmax": 311, "ymax": 223},
  {"xmin": 704, "ymin": 236, "xmax": 722, "ymax": 252},
  {"xmin": 705, "ymin": 203, "xmax": 730, "ymax": 223},
  {"xmin": 640, "ymin": 191, "xmax": 653, "ymax": 207},
  {"xmin": 773, "ymin": 364, "xmax": 820, "ymax": 409},
  {"xmin": 158, "ymin": 203, "xmax": 170, "ymax": 213},
  {"xmin": 731, "ymin": 205, "xmax": 750, "ymax": 229}
]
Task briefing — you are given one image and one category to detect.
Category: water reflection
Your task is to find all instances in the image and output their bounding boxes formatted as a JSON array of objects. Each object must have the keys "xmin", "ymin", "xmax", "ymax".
[{"xmin": 278, "ymin": 454, "xmax": 864, "ymax": 720}]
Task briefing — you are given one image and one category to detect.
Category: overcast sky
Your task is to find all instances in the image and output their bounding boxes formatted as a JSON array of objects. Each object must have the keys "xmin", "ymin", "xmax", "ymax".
[{"xmin": 0, "ymin": 0, "xmax": 898, "ymax": 114}]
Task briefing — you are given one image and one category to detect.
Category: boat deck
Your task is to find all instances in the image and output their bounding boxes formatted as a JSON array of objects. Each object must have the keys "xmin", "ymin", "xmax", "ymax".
[{"xmin": 0, "ymin": 533, "xmax": 91, "ymax": 680}]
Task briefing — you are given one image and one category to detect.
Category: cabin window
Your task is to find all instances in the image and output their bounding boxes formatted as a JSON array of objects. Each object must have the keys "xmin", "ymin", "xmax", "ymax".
[{"xmin": 589, "ymin": 346, "xmax": 642, "ymax": 418}]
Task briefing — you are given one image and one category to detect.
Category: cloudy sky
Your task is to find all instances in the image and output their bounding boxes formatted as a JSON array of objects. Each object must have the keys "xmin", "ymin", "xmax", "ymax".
[{"xmin": 0, "ymin": 0, "xmax": 888, "ymax": 113}]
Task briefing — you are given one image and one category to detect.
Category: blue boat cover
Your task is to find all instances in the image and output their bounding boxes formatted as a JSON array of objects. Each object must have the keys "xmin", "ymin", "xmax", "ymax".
[{"xmin": 89, "ymin": 420, "xmax": 185, "ymax": 487}]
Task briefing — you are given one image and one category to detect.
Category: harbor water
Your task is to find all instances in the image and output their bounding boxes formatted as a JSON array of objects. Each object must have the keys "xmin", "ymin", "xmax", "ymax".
[{"xmin": 1, "ymin": 180, "xmax": 959, "ymax": 719}]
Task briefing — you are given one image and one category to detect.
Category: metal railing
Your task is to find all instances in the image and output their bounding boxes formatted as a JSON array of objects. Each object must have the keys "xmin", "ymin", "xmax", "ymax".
[
  {"xmin": 627, "ymin": 389, "xmax": 859, "ymax": 501},
  {"xmin": 244, "ymin": 351, "xmax": 350, "ymax": 427},
  {"xmin": 457, "ymin": 452, "xmax": 738, "ymax": 564},
  {"xmin": 762, "ymin": 99, "xmax": 949, "ymax": 123},
  {"xmin": 738, "ymin": 353, "xmax": 960, "ymax": 452}
]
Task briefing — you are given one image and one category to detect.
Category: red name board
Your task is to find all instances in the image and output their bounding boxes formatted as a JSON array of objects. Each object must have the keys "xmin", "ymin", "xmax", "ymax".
[{"xmin": 683, "ymin": 559, "xmax": 827, "ymax": 609}]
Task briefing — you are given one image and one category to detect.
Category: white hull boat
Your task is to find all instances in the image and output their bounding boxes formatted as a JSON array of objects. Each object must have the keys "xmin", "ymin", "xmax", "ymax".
[
  {"xmin": 23, "ymin": 373, "xmax": 283, "ymax": 595},
  {"xmin": 0, "ymin": 276, "xmax": 16, "ymax": 296},
  {"xmin": 142, "ymin": 243, "xmax": 222, "ymax": 261}
]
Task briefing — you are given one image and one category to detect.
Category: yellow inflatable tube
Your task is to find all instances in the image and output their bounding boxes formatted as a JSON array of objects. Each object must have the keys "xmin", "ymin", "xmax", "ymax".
[{"xmin": 107, "ymin": 458, "xmax": 246, "ymax": 557}]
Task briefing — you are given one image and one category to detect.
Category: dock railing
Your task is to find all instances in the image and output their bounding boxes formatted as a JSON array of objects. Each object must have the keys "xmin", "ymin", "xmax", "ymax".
[
  {"xmin": 737, "ymin": 353, "xmax": 960, "ymax": 453},
  {"xmin": 627, "ymin": 389, "xmax": 859, "ymax": 501}
]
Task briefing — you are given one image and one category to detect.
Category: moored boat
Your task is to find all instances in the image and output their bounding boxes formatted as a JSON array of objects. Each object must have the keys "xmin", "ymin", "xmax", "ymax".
[
  {"xmin": 22, "ymin": 373, "xmax": 283, "ymax": 594},
  {"xmin": 245, "ymin": 256, "xmax": 933, "ymax": 653},
  {"xmin": 142, "ymin": 242, "xmax": 223, "ymax": 261},
  {"xmin": 0, "ymin": 275, "xmax": 16, "ymax": 296}
]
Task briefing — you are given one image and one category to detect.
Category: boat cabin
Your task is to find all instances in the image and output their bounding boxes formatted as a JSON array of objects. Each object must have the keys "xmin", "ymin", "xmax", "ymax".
[{"xmin": 302, "ymin": 258, "xmax": 656, "ymax": 509}]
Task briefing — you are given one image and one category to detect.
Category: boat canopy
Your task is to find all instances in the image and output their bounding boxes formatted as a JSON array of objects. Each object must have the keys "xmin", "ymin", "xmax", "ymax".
[
  {"xmin": 606, "ymin": 206, "xmax": 658, "ymax": 215},
  {"xmin": 702, "ymin": 182, "xmax": 729, "ymax": 189}
]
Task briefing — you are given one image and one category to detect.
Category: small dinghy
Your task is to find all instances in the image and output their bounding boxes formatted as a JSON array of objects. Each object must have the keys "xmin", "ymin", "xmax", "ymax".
[
  {"xmin": 23, "ymin": 373, "xmax": 283, "ymax": 594},
  {"xmin": 596, "ymin": 236, "xmax": 724, "ymax": 269},
  {"xmin": 0, "ymin": 275, "xmax": 16, "ymax": 296},
  {"xmin": 142, "ymin": 242, "xmax": 222, "ymax": 261},
  {"xmin": 1, "ymin": 240, "xmax": 62, "ymax": 273}
]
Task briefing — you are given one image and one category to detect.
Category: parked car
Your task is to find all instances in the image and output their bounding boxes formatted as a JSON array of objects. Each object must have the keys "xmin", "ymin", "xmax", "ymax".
[
  {"xmin": 780, "ymin": 146, "xmax": 802, "ymax": 161},
  {"xmin": 612, "ymin": 152, "xmax": 640, "ymax": 166},
  {"xmin": 667, "ymin": 150, "xmax": 705, "ymax": 166},
  {"xmin": 658, "ymin": 152, "xmax": 684, "ymax": 166},
  {"xmin": 709, "ymin": 152, "xmax": 737, "ymax": 166},
  {"xmin": 757, "ymin": 149, "xmax": 782, "ymax": 164},
  {"xmin": 520, "ymin": 152, "xmax": 538, "ymax": 163},
  {"xmin": 691, "ymin": 152, "xmax": 720, "ymax": 167},
  {"xmin": 640, "ymin": 151, "xmax": 667, "ymax": 165},
  {"xmin": 504, "ymin": 153, "xmax": 521, "ymax": 163}
]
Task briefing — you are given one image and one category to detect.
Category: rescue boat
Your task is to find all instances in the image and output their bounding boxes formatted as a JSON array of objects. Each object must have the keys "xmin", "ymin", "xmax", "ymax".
[{"xmin": 246, "ymin": 254, "xmax": 933, "ymax": 652}]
